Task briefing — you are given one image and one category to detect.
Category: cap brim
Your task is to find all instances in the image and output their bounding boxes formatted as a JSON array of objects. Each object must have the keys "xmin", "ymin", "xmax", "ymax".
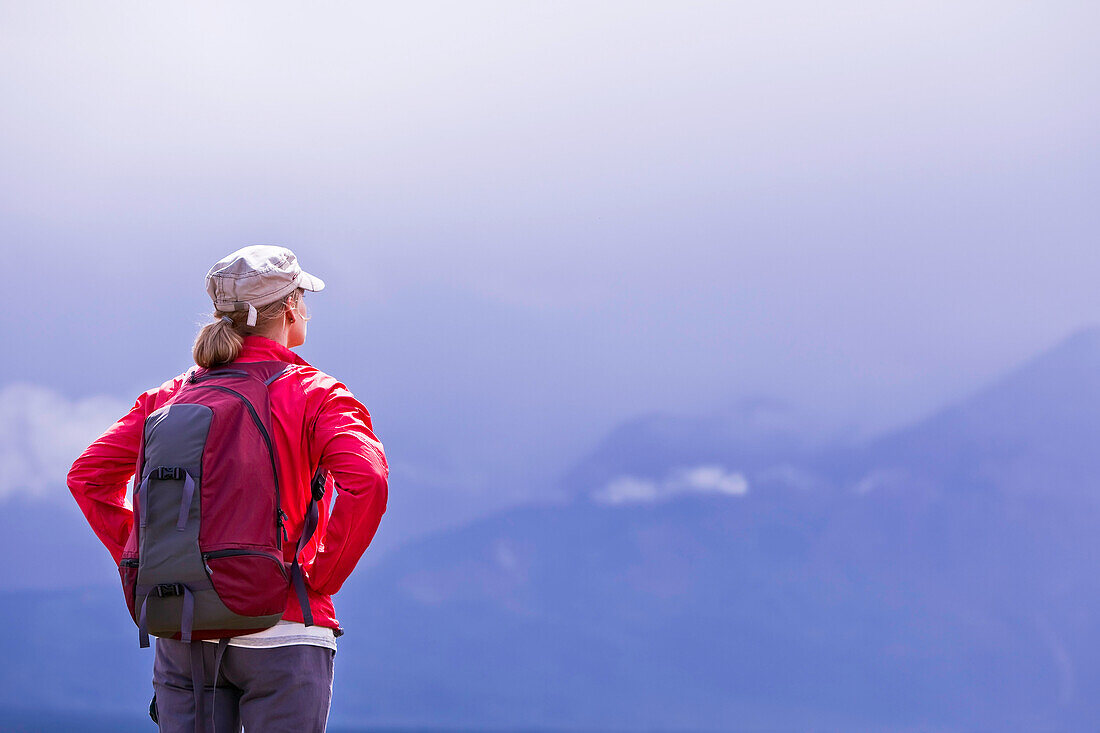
[{"xmin": 298, "ymin": 270, "xmax": 325, "ymax": 293}]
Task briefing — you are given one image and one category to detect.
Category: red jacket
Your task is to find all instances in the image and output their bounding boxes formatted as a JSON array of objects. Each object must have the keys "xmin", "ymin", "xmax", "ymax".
[{"xmin": 67, "ymin": 335, "xmax": 388, "ymax": 632}]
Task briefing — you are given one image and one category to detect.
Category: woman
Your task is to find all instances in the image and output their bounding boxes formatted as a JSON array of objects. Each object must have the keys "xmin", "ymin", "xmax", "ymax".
[{"xmin": 67, "ymin": 245, "xmax": 389, "ymax": 732}]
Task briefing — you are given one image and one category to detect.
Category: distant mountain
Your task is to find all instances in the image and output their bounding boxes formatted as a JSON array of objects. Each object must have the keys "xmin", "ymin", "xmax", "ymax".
[
  {"xmin": 4, "ymin": 329, "xmax": 1100, "ymax": 730},
  {"xmin": 853, "ymin": 327, "xmax": 1100, "ymax": 500}
]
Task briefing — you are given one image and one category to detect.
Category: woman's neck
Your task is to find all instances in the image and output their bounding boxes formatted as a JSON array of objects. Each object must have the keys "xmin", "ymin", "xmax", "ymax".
[{"xmin": 252, "ymin": 327, "xmax": 290, "ymax": 347}]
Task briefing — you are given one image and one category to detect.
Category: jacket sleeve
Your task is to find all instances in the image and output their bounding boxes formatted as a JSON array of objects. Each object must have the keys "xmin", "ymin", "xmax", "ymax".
[
  {"xmin": 305, "ymin": 380, "xmax": 389, "ymax": 595},
  {"xmin": 67, "ymin": 392, "xmax": 149, "ymax": 566}
]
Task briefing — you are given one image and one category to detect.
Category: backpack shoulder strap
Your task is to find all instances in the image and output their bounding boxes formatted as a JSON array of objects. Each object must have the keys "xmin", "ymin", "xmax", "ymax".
[
  {"xmin": 290, "ymin": 467, "xmax": 326, "ymax": 626},
  {"xmin": 223, "ymin": 360, "xmax": 289, "ymax": 386},
  {"xmin": 263, "ymin": 365, "xmax": 289, "ymax": 386}
]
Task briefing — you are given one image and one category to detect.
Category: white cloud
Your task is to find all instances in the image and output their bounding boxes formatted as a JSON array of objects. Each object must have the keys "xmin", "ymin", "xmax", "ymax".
[
  {"xmin": 591, "ymin": 465, "xmax": 748, "ymax": 505},
  {"xmin": 0, "ymin": 383, "xmax": 130, "ymax": 502},
  {"xmin": 592, "ymin": 476, "xmax": 661, "ymax": 505},
  {"xmin": 672, "ymin": 465, "xmax": 749, "ymax": 497}
]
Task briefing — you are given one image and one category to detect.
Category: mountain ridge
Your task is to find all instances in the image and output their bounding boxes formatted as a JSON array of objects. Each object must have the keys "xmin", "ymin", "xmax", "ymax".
[{"xmin": 4, "ymin": 327, "xmax": 1100, "ymax": 729}]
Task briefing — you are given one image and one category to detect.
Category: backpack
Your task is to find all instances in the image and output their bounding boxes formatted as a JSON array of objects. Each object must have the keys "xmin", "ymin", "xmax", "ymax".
[{"xmin": 117, "ymin": 361, "xmax": 324, "ymax": 648}]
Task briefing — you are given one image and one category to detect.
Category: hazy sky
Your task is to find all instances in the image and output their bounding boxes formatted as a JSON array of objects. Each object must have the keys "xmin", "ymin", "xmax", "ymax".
[{"xmin": 2, "ymin": 2, "xmax": 1099, "ymax": 520}]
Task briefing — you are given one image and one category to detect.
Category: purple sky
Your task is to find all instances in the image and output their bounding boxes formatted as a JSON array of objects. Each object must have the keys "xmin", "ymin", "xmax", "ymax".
[{"xmin": 2, "ymin": 2, "xmax": 1099, "ymax": 541}]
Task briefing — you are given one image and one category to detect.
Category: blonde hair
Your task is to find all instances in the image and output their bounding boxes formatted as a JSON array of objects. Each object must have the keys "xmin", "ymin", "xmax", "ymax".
[{"xmin": 192, "ymin": 289, "xmax": 306, "ymax": 367}]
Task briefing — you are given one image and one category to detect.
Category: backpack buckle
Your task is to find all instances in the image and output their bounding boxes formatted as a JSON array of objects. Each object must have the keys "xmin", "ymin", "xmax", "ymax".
[
  {"xmin": 153, "ymin": 467, "xmax": 184, "ymax": 481},
  {"xmin": 153, "ymin": 583, "xmax": 184, "ymax": 598}
]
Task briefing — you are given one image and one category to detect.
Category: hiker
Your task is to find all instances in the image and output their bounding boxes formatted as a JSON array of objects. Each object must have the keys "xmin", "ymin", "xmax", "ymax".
[{"xmin": 67, "ymin": 245, "xmax": 389, "ymax": 732}]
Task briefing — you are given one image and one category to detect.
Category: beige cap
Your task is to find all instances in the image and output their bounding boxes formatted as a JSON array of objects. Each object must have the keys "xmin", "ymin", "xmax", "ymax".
[{"xmin": 205, "ymin": 245, "xmax": 325, "ymax": 326}]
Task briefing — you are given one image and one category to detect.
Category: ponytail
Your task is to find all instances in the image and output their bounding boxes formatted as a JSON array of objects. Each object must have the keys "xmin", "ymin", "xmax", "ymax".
[
  {"xmin": 192, "ymin": 288, "xmax": 306, "ymax": 367},
  {"xmin": 193, "ymin": 315, "xmax": 245, "ymax": 367}
]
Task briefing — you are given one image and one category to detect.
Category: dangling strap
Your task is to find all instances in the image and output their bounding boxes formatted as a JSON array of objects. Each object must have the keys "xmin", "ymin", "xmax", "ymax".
[
  {"xmin": 137, "ymin": 476, "xmax": 150, "ymax": 529},
  {"xmin": 290, "ymin": 467, "xmax": 325, "ymax": 626},
  {"xmin": 176, "ymin": 472, "xmax": 196, "ymax": 531},
  {"xmin": 180, "ymin": 585, "xmax": 195, "ymax": 643},
  {"xmin": 137, "ymin": 591, "xmax": 151, "ymax": 648},
  {"xmin": 209, "ymin": 638, "xmax": 230, "ymax": 733},
  {"xmin": 189, "ymin": 641, "xmax": 206, "ymax": 733}
]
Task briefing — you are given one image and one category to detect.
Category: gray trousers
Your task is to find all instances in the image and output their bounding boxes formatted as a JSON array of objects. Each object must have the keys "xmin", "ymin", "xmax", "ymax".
[{"xmin": 152, "ymin": 638, "xmax": 335, "ymax": 733}]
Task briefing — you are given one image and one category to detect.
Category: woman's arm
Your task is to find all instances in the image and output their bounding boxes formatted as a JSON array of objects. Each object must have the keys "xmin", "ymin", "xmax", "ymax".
[
  {"xmin": 306, "ymin": 381, "xmax": 389, "ymax": 595},
  {"xmin": 66, "ymin": 393, "xmax": 149, "ymax": 566}
]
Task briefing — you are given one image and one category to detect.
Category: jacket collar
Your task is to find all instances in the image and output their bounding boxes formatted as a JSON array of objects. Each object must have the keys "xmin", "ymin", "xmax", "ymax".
[{"xmin": 237, "ymin": 335, "xmax": 312, "ymax": 367}]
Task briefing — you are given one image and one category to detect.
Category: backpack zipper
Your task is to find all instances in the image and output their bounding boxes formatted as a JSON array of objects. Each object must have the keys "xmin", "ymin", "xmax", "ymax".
[
  {"xmin": 278, "ymin": 510, "xmax": 290, "ymax": 543},
  {"xmin": 188, "ymin": 383, "xmax": 284, "ymax": 549},
  {"xmin": 202, "ymin": 549, "xmax": 289, "ymax": 581}
]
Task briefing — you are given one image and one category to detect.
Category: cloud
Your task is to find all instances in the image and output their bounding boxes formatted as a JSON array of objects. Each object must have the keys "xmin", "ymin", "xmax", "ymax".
[
  {"xmin": 673, "ymin": 465, "xmax": 749, "ymax": 497},
  {"xmin": 591, "ymin": 465, "xmax": 748, "ymax": 505},
  {"xmin": 593, "ymin": 476, "xmax": 661, "ymax": 505},
  {"xmin": 0, "ymin": 383, "xmax": 129, "ymax": 502}
]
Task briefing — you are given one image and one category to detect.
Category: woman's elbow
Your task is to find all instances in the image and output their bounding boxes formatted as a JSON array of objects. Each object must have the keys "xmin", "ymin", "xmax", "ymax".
[{"xmin": 66, "ymin": 455, "xmax": 91, "ymax": 497}]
